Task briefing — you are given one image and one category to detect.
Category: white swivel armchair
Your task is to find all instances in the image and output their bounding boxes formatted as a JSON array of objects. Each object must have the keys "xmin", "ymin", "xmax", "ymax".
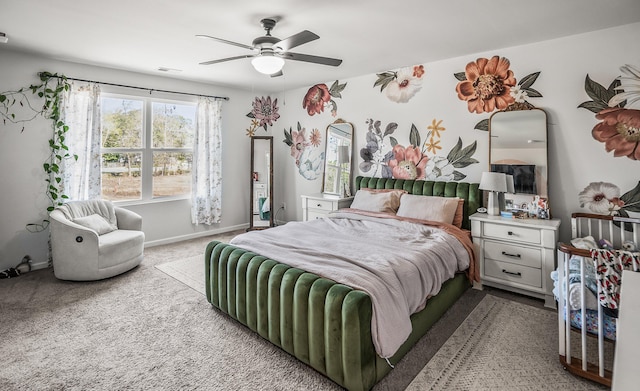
[{"xmin": 49, "ymin": 200, "xmax": 145, "ymax": 281}]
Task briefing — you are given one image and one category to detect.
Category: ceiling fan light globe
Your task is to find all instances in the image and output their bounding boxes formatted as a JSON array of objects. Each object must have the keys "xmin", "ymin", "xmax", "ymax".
[{"xmin": 252, "ymin": 55, "xmax": 285, "ymax": 75}]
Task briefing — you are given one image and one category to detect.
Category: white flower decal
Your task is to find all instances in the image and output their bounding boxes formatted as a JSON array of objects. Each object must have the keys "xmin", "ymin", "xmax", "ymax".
[
  {"xmin": 578, "ymin": 182, "xmax": 624, "ymax": 215},
  {"xmin": 374, "ymin": 65, "xmax": 425, "ymax": 104}
]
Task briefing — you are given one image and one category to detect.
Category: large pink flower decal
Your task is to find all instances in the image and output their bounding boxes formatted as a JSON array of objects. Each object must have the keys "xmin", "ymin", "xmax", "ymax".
[
  {"xmin": 246, "ymin": 96, "xmax": 280, "ymax": 136},
  {"xmin": 302, "ymin": 81, "xmax": 347, "ymax": 117},
  {"xmin": 283, "ymin": 122, "xmax": 325, "ymax": 180},
  {"xmin": 303, "ymin": 84, "xmax": 331, "ymax": 116},
  {"xmin": 289, "ymin": 128, "xmax": 310, "ymax": 165},
  {"xmin": 455, "ymin": 56, "xmax": 516, "ymax": 114},
  {"xmin": 579, "ymin": 64, "xmax": 640, "ymax": 160},
  {"xmin": 593, "ymin": 107, "xmax": 640, "ymax": 160},
  {"xmin": 387, "ymin": 144, "xmax": 428, "ymax": 180}
]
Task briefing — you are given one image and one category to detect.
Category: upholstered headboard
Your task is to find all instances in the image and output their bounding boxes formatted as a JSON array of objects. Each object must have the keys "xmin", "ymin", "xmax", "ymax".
[{"xmin": 354, "ymin": 176, "xmax": 480, "ymax": 230}]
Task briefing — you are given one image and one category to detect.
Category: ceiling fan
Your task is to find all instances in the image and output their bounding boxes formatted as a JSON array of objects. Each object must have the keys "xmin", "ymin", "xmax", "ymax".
[{"xmin": 197, "ymin": 18, "xmax": 342, "ymax": 77}]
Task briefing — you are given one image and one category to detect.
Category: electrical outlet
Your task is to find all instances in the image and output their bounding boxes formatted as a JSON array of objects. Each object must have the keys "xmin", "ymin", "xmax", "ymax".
[{"xmin": 280, "ymin": 202, "xmax": 286, "ymax": 210}]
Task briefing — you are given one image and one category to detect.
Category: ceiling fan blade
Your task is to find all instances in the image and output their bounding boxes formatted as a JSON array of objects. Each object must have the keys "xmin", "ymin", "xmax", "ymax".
[
  {"xmin": 196, "ymin": 34, "xmax": 255, "ymax": 51},
  {"xmin": 274, "ymin": 30, "xmax": 319, "ymax": 52},
  {"xmin": 270, "ymin": 70, "xmax": 284, "ymax": 78},
  {"xmin": 281, "ymin": 52, "xmax": 342, "ymax": 67},
  {"xmin": 199, "ymin": 55, "xmax": 255, "ymax": 66}
]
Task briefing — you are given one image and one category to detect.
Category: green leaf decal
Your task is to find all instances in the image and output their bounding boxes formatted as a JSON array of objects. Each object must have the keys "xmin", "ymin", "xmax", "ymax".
[
  {"xmin": 447, "ymin": 139, "xmax": 479, "ymax": 169},
  {"xmin": 583, "ymin": 74, "xmax": 612, "ymax": 111},
  {"xmin": 453, "ymin": 171, "xmax": 467, "ymax": 181},
  {"xmin": 518, "ymin": 72, "xmax": 540, "ymax": 89},
  {"xmin": 474, "ymin": 119, "xmax": 490, "ymax": 131},
  {"xmin": 374, "ymin": 72, "xmax": 396, "ymax": 92},
  {"xmin": 453, "ymin": 72, "xmax": 467, "ymax": 81},
  {"xmin": 577, "ymin": 101, "xmax": 605, "ymax": 114},
  {"xmin": 383, "ymin": 122, "xmax": 398, "ymax": 138},
  {"xmin": 525, "ymin": 88, "xmax": 543, "ymax": 98},
  {"xmin": 621, "ymin": 181, "xmax": 640, "ymax": 213},
  {"xmin": 409, "ymin": 124, "xmax": 420, "ymax": 147}
]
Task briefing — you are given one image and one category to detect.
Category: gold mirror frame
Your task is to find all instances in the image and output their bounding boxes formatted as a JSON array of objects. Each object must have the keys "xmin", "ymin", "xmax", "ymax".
[
  {"xmin": 322, "ymin": 119, "xmax": 354, "ymax": 198},
  {"xmin": 489, "ymin": 107, "xmax": 549, "ymax": 215}
]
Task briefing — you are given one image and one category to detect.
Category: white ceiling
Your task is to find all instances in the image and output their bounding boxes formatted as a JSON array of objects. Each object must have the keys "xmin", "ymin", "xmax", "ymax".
[{"xmin": 2, "ymin": 0, "xmax": 640, "ymax": 93}]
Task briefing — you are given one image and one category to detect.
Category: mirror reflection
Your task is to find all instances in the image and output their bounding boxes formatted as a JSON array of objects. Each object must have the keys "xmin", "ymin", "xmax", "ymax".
[
  {"xmin": 323, "ymin": 120, "xmax": 354, "ymax": 198},
  {"xmin": 250, "ymin": 136, "xmax": 273, "ymax": 230},
  {"xmin": 489, "ymin": 108, "xmax": 548, "ymax": 212}
]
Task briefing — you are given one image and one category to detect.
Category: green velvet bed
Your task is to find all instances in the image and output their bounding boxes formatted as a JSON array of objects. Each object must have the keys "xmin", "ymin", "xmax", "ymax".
[{"xmin": 205, "ymin": 176, "xmax": 480, "ymax": 391}]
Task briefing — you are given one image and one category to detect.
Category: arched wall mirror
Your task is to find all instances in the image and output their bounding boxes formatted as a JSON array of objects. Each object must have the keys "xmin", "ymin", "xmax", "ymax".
[
  {"xmin": 489, "ymin": 108, "xmax": 549, "ymax": 214},
  {"xmin": 249, "ymin": 136, "xmax": 274, "ymax": 230},
  {"xmin": 322, "ymin": 119, "xmax": 354, "ymax": 198}
]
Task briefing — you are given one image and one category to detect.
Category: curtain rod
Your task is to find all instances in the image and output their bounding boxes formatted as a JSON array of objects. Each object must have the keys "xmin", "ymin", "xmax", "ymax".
[{"xmin": 39, "ymin": 72, "xmax": 229, "ymax": 101}]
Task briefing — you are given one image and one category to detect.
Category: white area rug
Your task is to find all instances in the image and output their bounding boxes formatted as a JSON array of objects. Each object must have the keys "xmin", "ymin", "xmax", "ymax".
[
  {"xmin": 406, "ymin": 295, "xmax": 607, "ymax": 391},
  {"xmin": 155, "ymin": 255, "xmax": 205, "ymax": 295}
]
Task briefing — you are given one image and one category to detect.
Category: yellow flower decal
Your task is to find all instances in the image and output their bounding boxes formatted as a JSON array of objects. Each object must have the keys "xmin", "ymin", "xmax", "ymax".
[
  {"xmin": 246, "ymin": 119, "xmax": 260, "ymax": 137},
  {"xmin": 427, "ymin": 119, "xmax": 445, "ymax": 138},
  {"xmin": 425, "ymin": 136, "xmax": 441, "ymax": 154}
]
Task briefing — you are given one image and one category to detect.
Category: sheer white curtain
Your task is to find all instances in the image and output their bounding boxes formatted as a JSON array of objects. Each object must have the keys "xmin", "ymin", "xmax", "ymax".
[
  {"xmin": 191, "ymin": 97, "xmax": 223, "ymax": 225},
  {"xmin": 61, "ymin": 83, "xmax": 102, "ymax": 201}
]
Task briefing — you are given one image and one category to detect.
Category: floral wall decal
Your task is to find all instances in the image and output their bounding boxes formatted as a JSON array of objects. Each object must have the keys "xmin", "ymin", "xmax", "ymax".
[
  {"xmin": 246, "ymin": 96, "xmax": 280, "ymax": 137},
  {"xmin": 374, "ymin": 65, "xmax": 425, "ymax": 103},
  {"xmin": 302, "ymin": 80, "xmax": 347, "ymax": 117},
  {"xmin": 579, "ymin": 181, "xmax": 640, "ymax": 218},
  {"xmin": 359, "ymin": 118, "xmax": 478, "ymax": 180},
  {"xmin": 578, "ymin": 64, "xmax": 640, "ymax": 160},
  {"xmin": 283, "ymin": 122, "xmax": 325, "ymax": 180},
  {"xmin": 454, "ymin": 56, "xmax": 542, "ymax": 131}
]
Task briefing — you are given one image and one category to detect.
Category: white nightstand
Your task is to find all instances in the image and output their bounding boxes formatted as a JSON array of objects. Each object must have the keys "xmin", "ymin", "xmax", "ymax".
[
  {"xmin": 469, "ymin": 212, "xmax": 561, "ymax": 308},
  {"xmin": 301, "ymin": 193, "xmax": 353, "ymax": 221}
]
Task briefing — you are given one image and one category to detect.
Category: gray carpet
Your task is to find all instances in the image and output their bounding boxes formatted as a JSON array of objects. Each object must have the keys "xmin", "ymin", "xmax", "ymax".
[{"xmin": 0, "ymin": 231, "xmax": 604, "ymax": 390}]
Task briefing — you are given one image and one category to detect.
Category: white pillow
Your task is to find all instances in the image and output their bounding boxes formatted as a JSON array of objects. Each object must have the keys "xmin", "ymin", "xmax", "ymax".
[
  {"xmin": 396, "ymin": 195, "xmax": 461, "ymax": 225},
  {"xmin": 73, "ymin": 214, "xmax": 116, "ymax": 235},
  {"xmin": 350, "ymin": 189, "xmax": 406, "ymax": 213}
]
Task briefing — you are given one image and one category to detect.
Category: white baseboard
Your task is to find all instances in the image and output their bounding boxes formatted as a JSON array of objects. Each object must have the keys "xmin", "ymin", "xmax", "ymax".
[
  {"xmin": 31, "ymin": 261, "xmax": 50, "ymax": 271},
  {"xmin": 25, "ymin": 224, "xmax": 250, "ymax": 272},
  {"xmin": 144, "ymin": 223, "xmax": 249, "ymax": 248}
]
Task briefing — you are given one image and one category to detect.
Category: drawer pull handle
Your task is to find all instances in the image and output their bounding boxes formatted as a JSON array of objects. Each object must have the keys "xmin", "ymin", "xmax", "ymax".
[
  {"xmin": 502, "ymin": 269, "xmax": 522, "ymax": 277},
  {"xmin": 316, "ymin": 204, "xmax": 322, "ymax": 207},
  {"xmin": 507, "ymin": 231, "xmax": 515, "ymax": 236},
  {"xmin": 501, "ymin": 251, "xmax": 521, "ymax": 258}
]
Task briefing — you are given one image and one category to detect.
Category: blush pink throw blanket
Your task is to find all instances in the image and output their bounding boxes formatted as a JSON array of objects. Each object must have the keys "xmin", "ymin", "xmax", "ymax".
[{"xmin": 229, "ymin": 210, "xmax": 474, "ymax": 358}]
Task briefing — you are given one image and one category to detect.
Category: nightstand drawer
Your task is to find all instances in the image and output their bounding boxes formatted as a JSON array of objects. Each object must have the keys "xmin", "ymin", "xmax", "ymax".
[
  {"xmin": 306, "ymin": 199, "xmax": 334, "ymax": 212},
  {"xmin": 484, "ymin": 258, "xmax": 542, "ymax": 288},
  {"xmin": 307, "ymin": 209, "xmax": 329, "ymax": 220},
  {"xmin": 483, "ymin": 223, "xmax": 541, "ymax": 245},
  {"xmin": 484, "ymin": 241, "xmax": 542, "ymax": 269}
]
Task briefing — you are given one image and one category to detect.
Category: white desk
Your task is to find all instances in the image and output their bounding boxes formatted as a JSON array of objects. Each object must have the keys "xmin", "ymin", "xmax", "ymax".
[{"xmin": 612, "ymin": 270, "xmax": 640, "ymax": 390}]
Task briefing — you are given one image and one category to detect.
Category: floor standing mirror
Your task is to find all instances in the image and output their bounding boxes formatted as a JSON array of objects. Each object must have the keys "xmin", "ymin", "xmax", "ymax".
[
  {"xmin": 322, "ymin": 119, "xmax": 354, "ymax": 198},
  {"xmin": 249, "ymin": 136, "xmax": 273, "ymax": 230}
]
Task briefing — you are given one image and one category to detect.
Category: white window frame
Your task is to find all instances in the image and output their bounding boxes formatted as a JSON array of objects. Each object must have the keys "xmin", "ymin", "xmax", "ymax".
[{"xmin": 100, "ymin": 90, "xmax": 197, "ymax": 205}]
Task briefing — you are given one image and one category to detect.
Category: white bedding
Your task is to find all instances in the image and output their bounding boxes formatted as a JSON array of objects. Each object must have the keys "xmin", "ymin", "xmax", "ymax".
[{"xmin": 229, "ymin": 211, "xmax": 472, "ymax": 358}]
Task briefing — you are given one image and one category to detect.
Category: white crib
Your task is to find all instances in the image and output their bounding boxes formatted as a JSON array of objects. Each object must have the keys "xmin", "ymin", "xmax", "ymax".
[{"xmin": 557, "ymin": 213, "xmax": 640, "ymax": 387}]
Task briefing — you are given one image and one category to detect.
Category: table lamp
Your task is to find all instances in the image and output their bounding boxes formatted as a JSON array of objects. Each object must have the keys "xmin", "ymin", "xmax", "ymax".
[{"xmin": 479, "ymin": 172, "xmax": 507, "ymax": 216}]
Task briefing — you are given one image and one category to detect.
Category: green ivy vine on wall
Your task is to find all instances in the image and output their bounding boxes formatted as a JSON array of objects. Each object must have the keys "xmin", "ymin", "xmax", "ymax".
[{"xmin": 0, "ymin": 72, "xmax": 74, "ymax": 231}]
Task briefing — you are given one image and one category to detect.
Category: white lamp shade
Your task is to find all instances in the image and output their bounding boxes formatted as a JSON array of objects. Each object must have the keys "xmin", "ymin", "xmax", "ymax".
[
  {"xmin": 251, "ymin": 55, "xmax": 285, "ymax": 75},
  {"xmin": 505, "ymin": 174, "xmax": 515, "ymax": 194},
  {"xmin": 479, "ymin": 172, "xmax": 508, "ymax": 193}
]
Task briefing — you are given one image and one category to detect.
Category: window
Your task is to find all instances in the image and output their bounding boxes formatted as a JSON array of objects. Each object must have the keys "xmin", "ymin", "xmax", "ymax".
[{"xmin": 100, "ymin": 95, "xmax": 196, "ymax": 202}]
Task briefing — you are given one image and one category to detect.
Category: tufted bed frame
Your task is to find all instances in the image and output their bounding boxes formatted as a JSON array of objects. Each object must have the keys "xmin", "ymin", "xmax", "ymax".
[{"xmin": 205, "ymin": 176, "xmax": 480, "ymax": 390}]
